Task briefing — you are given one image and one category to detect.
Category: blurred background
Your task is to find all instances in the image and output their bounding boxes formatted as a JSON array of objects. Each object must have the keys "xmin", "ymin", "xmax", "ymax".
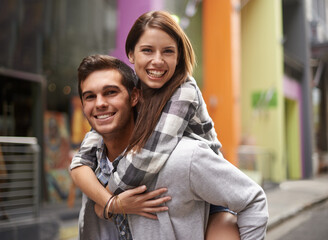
[{"xmin": 0, "ymin": 0, "xmax": 328, "ymax": 239}]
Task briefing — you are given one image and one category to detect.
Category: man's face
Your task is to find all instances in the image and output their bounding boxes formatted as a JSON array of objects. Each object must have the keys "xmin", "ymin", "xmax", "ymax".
[{"xmin": 81, "ymin": 69, "xmax": 138, "ymax": 138}]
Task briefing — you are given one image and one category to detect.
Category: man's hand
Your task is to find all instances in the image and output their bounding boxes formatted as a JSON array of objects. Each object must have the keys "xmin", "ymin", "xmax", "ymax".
[{"xmin": 95, "ymin": 185, "xmax": 171, "ymax": 220}]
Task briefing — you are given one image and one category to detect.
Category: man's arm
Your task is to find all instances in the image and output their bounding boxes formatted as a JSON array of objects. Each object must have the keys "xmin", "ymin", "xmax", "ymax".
[{"xmin": 190, "ymin": 142, "xmax": 268, "ymax": 240}]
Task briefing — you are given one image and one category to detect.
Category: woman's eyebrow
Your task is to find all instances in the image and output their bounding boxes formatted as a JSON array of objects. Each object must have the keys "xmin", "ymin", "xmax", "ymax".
[{"xmin": 139, "ymin": 44, "xmax": 152, "ymax": 48}]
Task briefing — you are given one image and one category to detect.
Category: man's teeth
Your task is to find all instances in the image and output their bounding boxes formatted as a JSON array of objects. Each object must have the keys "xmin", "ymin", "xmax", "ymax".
[
  {"xmin": 147, "ymin": 70, "xmax": 165, "ymax": 78},
  {"xmin": 97, "ymin": 114, "xmax": 112, "ymax": 119}
]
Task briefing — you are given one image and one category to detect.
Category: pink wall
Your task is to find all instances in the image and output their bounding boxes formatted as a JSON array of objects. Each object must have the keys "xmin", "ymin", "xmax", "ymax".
[{"xmin": 110, "ymin": 0, "xmax": 163, "ymax": 65}]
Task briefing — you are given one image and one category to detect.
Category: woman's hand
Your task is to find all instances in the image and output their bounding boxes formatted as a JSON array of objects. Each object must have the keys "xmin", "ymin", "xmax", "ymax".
[{"xmin": 95, "ymin": 185, "xmax": 171, "ymax": 220}]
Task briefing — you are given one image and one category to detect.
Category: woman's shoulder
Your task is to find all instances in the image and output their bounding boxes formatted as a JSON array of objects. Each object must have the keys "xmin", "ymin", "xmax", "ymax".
[
  {"xmin": 171, "ymin": 76, "xmax": 200, "ymax": 102},
  {"xmin": 181, "ymin": 76, "xmax": 199, "ymax": 89}
]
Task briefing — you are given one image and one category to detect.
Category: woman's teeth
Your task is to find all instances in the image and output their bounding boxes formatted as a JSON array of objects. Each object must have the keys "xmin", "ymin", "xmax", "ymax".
[{"xmin": 147, "ymin": 70, "xmax": 165, "ymax": 78}]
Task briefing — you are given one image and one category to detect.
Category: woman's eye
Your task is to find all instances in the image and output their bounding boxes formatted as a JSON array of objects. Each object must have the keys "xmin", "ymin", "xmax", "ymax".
[
  {"xmin": 164, "ymin": 49, "xmax": 175, "ymax": 54},
  {"xmin": 141, "ymin": 48, "xmax": 152, "ymax": 53}
]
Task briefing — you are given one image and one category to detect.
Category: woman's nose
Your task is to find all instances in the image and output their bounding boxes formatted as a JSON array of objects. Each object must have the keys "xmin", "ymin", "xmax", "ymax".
[{"xmin": 152, "ymin": 52, "xmax": 164, "ymax": 64}]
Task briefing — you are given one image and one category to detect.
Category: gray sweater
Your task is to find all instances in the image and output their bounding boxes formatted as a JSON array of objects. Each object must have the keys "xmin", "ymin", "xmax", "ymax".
[{"xmin": 128, "ymin": 137, "xmax": 268, "ymax": 240}]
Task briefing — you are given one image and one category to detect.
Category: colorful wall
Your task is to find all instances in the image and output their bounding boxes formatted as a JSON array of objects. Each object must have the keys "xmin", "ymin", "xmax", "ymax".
[
  {"xmin": 283, "ymin": 75, "xmax": 302, "ymax": 179},
  {"xmin": 241, "ymin": 0, "xmax": 286, "ymax": 182},
  {"xmin": 110, "ymin": 0, "xmax": 163, "ymax": 64},
  {"xmin": 202, "ymin": 0, "xmax": 241, "ymax": 165}
]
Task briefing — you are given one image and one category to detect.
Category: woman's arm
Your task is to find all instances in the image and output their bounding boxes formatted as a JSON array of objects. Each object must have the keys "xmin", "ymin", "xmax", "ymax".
[
  {"xmin": 71, "ymin": 165, "xmax": 110, "ymax": 208},
  {"xmin": 70, "ymin": 165, "xmax": 171, "ymax": 219},
  {"xmin": 70, "ymin": 129, "xmax": 100, "ymax": 171},
  {"xmin": 108, "ymin": 79, "xmax": 201, "ymax": 194}
]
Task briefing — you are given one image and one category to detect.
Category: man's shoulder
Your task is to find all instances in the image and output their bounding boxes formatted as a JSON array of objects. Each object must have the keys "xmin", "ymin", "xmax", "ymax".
[
  {"xmin": 179, "ymin": 136, "xmax": 210, "ymax": 147},
  {"xmin": 173, "ymin": 137, "xmax": 211, "ymax": 158}
]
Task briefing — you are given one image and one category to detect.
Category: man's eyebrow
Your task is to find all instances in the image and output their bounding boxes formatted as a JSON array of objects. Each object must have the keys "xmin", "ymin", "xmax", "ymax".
[
  {"xmin": 82, "ymin": 91, "xmax": 93, "ymax": 98},
  {"xmin": 103, "ymin": 85, "xmax": 120, "ymax": 91},
  {"xmin": 82, "ymin": 85, "xmax": 121, "ymax": 98}
]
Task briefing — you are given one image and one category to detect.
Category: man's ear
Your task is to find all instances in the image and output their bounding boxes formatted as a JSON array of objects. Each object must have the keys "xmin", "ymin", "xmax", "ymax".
[
  {"xmin": 130, "ymin": 87, "xmax": 140, "ymax": 107},
  {"xmin": 128, "ymin": 51, "xmax": 135, "ymax": 64}
]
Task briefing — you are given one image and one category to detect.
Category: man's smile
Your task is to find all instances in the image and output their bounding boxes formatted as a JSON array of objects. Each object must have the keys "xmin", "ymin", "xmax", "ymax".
[{"xmin": 94, "ymin": 112, "xmax": 115, "ymax": 119}]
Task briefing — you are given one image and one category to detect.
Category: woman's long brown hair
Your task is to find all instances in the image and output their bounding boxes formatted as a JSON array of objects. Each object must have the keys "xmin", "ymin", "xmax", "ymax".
[{"xmin": 125, "ymin": 10, "xmax": 195, "ymax": 153}]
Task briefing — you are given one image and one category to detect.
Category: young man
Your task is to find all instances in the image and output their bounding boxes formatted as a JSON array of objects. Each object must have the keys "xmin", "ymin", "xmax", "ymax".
[
  {"xmin": 71, "ymin": 54, "xmax": 268, "ymax": 240},
  {"xmin": 71, "ymin": 55, "xmax": 172, "ymax": 239}
]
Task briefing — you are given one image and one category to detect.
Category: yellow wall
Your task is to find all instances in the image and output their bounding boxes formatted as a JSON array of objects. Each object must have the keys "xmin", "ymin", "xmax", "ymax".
[
  {"xmin": 285, "ymin": 98, "xmax": 302, "ymax": 179},
  {"xmin": 202, "ymin": 0, "xmax": 240, "ymax": 165},
  {"xmin": 241, "ymin": 0, "xmax": 286, "ymax": 181}
]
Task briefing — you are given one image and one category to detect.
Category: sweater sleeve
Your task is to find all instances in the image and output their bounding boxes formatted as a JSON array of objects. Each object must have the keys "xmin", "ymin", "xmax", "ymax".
[
  {"xmin": 70, "ymin": 129, "xmax": 102, "ymax": 171},
  {"xmin": 189, "ymin": 141, "xmax": 269, "ymax": 240},
  {"xmin": 107, "ymin": 80, "xmax": 200, "ymax": 194}
]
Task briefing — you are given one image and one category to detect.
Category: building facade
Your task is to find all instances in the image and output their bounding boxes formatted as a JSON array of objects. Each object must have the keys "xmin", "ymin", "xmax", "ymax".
[{"xmin": 0, "ymin": 0, "xmax": 323, "ymax": 223}]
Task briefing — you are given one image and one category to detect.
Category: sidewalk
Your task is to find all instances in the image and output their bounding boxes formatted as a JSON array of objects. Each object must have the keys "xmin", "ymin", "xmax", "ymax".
[
  {"xmin": 56, "ymin": 173, "xmax": 328, "ymax": 239},
  {"xmin": 266, "ymin": 173, "xmax": 328, "ymax": 230}
]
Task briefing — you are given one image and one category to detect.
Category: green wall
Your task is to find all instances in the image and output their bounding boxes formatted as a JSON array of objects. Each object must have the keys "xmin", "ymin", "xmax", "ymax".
[{"xmin": 285, "ymin": 98, "xmax": 302, "ymax": 179}]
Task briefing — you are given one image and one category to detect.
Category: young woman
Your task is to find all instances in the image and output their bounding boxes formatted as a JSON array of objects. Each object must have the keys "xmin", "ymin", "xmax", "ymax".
[{"xmin": 71, "ymin": 10, "xmax": 246, "ymax": 239}]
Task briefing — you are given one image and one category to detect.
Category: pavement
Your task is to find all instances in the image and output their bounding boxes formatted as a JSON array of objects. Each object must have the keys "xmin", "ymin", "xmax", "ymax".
[
  {"xmin": 58, "ymin": 173, "xmax": 328, "ymax": 239},
  {"xmin": 265, "ymin": 173, "xmax": 328, "ymax": 230},
  {"xmin": 2, "ymin": 173, "xmax": 328, "ymax": 240},
  {"xmin": 55, "ymin": 173, "xmax": 328, "ymax": 239}
]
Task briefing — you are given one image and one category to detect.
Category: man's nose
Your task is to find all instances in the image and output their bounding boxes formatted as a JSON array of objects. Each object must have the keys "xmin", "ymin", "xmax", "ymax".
[{"xmin": 95, "ymin": 95, "xmax": 108, "ymax": 108}]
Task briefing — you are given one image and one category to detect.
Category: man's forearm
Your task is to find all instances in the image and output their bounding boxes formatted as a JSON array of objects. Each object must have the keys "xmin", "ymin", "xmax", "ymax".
[{"xmin": 70, "ymin": 165, "xmax": 111, "ymax": 208}]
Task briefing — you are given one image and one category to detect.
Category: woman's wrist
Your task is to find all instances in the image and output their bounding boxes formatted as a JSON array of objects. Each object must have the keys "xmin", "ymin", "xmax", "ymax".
[{"xmin": 103, "ymin": 195, "xmax": 115, "ymax": 219}]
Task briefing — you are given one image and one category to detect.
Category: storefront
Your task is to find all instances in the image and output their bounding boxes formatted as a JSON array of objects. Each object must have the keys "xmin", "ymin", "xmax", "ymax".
[{"xmin": 0, "ymin": 0, "xmax": 202, "ymax": 206}]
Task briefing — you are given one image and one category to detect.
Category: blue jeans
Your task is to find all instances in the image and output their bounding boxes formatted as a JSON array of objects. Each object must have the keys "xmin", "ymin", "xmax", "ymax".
[{"xmin": 209, "ymin": 205, "xmax": 237, "ymax": 215}]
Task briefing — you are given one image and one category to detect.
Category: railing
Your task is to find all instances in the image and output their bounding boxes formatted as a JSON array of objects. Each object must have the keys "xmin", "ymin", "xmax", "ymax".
[
  {"xmin": 238, "ymin": 145, "xmax": 274, "ymax": 185},
  {"xmin": 0, "ymin": 137, "xmax": 40, "ymax": 224}
]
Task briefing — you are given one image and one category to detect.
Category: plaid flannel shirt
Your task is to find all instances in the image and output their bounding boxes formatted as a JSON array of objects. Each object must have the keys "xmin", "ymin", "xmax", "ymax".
[
  {"xmin": 72, "ymin": 133, "xmax": 132, "ymax": 239},
  {"xmin": 70, "ymin": 76, "xmax": 221, "ymax": 194}
]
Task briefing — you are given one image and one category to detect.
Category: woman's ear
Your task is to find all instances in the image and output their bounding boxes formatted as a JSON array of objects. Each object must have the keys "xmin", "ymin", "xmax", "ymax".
[
  {"xmin": 128, "ymin": 51, "xmax": 135, "ymax": 64},
  {"xmin": 130, "ymin": 87, "xmax": 140, "ymax": 107}
]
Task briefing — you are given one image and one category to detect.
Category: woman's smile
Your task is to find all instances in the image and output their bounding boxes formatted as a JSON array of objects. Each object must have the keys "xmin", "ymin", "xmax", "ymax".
[{"xmin": 129, "ymin": 27, "xmax": 178, "ymax": 89}]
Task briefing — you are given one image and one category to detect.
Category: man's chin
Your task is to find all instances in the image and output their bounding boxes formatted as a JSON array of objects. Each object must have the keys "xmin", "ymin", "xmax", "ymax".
[{"xmin": 91, "ymin": 126, "xmax": 113, "ymax": 135}]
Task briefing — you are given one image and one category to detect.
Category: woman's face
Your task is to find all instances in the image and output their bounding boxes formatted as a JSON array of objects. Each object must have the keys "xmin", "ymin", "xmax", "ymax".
[{"xmin": 128, "ymin": 27, "xmax": 179, "ymax": 89}]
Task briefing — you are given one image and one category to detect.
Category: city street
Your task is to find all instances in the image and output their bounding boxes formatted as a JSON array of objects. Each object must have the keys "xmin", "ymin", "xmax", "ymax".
[
  {"xmin": 266, "ymin": 199, "xmax": 328, "ymax": 240},
  {"xmin": 1, "ymin": 1, "xmax": 328, "ymax": 240}
]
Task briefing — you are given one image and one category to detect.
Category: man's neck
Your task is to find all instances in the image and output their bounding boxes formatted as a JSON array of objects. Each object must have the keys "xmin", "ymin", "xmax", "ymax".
[
  {"xmin": 102, "ymin": 126, "xmax": 134, "ymax": 162},
  {"xmin": 103, "ymin": 139, "xmax": 128, "ymax": 162}
]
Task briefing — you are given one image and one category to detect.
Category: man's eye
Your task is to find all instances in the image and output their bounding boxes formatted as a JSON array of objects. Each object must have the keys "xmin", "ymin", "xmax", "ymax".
[
  {"xmin": 104, "ymin": 90, "xmax": 116, "ymax": 95},
  {"xmin": 84, "ymin": 95, "xmax": 95, "ymax": 100}
]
